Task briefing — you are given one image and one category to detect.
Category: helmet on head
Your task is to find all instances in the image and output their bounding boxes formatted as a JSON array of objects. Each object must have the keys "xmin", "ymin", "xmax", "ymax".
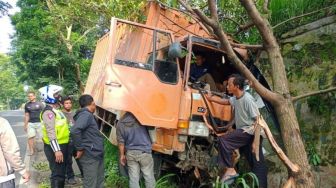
[{"xmin": 38, "ymin": 85, "xmax": 63, "ymax": 104}]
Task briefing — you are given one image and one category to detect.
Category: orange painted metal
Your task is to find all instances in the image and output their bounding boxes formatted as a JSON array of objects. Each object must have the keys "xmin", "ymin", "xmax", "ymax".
[
  {"xmin": 85, "ymin": 2, "xmax": 246, "ymax": 155},
  {"xmin": 145, "ymin": 2, "xmax": 212, "ymax": 39},
  {"xmin": 206, "ymin": 95, "xmax": 232, "ymax": 121}
]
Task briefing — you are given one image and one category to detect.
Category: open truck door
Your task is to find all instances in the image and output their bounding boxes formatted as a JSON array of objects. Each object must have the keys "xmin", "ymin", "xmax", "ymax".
[{"xmin": 85, "ymin": 18, "xmax": 182, "ymax": 129}]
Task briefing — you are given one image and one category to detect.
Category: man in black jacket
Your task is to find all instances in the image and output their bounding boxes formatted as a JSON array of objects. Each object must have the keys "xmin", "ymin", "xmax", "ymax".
[{"xmin": 70, "ymin": 94, "xmax": 104, "ymax": 188}]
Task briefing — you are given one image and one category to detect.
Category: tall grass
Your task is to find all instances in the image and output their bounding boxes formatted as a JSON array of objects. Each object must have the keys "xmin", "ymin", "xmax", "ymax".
[
  {"xmin": 212, "ymin": 172, "xmax": 259, "ymax": 188},
  {"xmin": 104, "ymin": 139, "xmax": 129, "ymax": 188},
  {"xmin": 104, "ymin": 139, "xmax": 178, "ymax": 188},
  {"xmin": 270, "ymin": 0, "xmax": 335, "ymax": 34}
]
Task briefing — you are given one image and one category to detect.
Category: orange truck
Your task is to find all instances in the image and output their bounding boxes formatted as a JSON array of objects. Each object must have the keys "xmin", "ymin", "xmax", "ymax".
[{"xmin": 85, "ymin": 2, "xmax": 273, "ymax": 177}]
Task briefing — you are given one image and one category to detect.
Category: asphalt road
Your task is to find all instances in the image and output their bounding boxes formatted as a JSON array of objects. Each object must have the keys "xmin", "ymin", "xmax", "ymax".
[{"xmin": 0, "ymin": 110, "xmax": 27, "ymax": 187}]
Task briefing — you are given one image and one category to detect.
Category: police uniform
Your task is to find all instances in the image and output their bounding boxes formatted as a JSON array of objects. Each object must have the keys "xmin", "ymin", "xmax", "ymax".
[{"xmin": 41, "ymin": 105, "xmax": 69, "ymax": 188}]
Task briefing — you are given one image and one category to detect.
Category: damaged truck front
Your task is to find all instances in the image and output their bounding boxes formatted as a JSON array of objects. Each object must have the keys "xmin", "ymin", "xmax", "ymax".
[{"xmin": 85, "ymin": 2, "xmax": 270, "ymax": 179}]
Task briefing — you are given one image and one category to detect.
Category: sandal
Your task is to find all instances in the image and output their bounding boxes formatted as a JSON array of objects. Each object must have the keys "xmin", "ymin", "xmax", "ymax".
[{"xmin": 221, "ymin": 173, "xmax": 239, "ymax": 185}]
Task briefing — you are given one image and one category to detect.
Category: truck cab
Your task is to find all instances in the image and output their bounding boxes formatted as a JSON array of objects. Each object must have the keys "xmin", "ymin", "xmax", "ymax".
[{"xmin": 84, "ymin": 2, "xmax": 274, "ymax": 178}]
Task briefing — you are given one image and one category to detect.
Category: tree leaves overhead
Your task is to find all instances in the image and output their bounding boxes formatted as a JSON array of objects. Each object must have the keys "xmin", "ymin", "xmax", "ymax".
[
  {"xmin": 0, "ymin": 54, "xmax": 25, "ymax": 109},
  {"xmin": 0, "ymin": 0, "xmax": 12, "ymax": 17},
  {"xmin": 11, "ymin": 0, "xmax": 146, "ymax": 94}
]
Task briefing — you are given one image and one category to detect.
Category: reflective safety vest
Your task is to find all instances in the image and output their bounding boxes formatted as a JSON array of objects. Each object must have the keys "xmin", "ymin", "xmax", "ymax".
[{"xmin": 40, "ymin": 108, "xmax": 70, "ymax": 145}]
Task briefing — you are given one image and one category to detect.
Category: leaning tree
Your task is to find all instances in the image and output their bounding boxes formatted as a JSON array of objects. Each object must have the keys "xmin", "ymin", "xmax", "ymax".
[{"xmin": 176, "ymin": 0, "xmax": 330, "ymax": 187}]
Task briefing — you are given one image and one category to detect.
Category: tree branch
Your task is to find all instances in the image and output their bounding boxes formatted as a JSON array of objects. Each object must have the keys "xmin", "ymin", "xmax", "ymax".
[
  {"xmin": 273, "ymin": 5, "xmax": 336, "ymax": 29},
  {"xmin": 263, "ymin": 0, "xmax": 271, "ymax": 14},
  {"xmin": 239, "ymin": 0, "xmax": 275, "ymax": 48},
  {"xmin": 177, "ymin": 0, "xmax": 216, "ymax": 28},
  {"xmin": 218, "ymin": 15, "xmax": 241, "ymax": 27},
  {"xmin": 230, "ymin": 42, "xmax": 263, "ymax": 49},
  {"xmin": 66, "ymin": 25, "xmax": 72, "ymax": 41},
  {"xmin": 235, "ymin": 21, "xmax": 254, "ymax": 35},
  {"xmin": 73, "ymin": 27, "xmax": 95, "ymax": 45},
  {"xmin": 258, "ymin": 116, "xmax": 300, "ymax": 174},
  {"xmin": 208, "ymin": 0, "xmax": 218, "ymax": 20},
  {"xmin": 292, "ymin": 87, "xmax": 336, "ymax": 102},
  {"xmin": 178, "ymin": 0, "xmax": 279, "ymax": 104}
]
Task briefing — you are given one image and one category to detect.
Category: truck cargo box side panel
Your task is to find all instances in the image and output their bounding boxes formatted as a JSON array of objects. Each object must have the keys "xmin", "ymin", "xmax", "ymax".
[
  {"xmin": 84, "ymin": 33, "xmax": 110, "ymax": 104},
  {"xmin": 145, "ymin": 2, "xmax": 212, "ymax": 39}
]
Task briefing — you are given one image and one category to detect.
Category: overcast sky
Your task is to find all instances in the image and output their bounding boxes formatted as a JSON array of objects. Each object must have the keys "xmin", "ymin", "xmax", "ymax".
[{"xmin": 0, "ymin": 0, "xmax": 19, "ymax": 54}]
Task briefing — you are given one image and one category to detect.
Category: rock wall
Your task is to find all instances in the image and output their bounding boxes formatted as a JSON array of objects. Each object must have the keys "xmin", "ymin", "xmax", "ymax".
[{"xmin": 257, "ymin": 15, "xmax": 336, "ymax": 188}]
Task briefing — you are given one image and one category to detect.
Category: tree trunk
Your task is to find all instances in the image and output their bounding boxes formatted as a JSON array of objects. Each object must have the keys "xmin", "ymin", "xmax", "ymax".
[
  {"xmin": 65, "ymin": 42, "xmax": 84, "ymax": 94},
  {"xmin": 241, "ymin": 0, "xmax": 315, "ymax": 186},
  {"xmin": 178, "ymin": 0, "xmax": 315, "ymax": 187},
  {"xmin": 75, "ymin": 63, "xmax": 85, "ymax": 94},
  {"xmin": 268, "ymin": 45, "xmax": 314, "ymax": 187}
]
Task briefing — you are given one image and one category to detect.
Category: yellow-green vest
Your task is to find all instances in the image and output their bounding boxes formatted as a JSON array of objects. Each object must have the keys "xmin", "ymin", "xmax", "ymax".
[{"xmin": 41, "ymin": 108, "xmax": 70, "ymax": 144}]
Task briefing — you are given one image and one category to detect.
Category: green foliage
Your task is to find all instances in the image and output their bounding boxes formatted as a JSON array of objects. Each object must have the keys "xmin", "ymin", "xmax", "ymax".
[
  {"xmin": 307, "ymin": 96, "xmax": 332, "ymax": 116},
  {"xmin": 104, "ymin": 139, "xmax": 129, "ymax": 188},
  {"xmin": 307, "ymin": 143, "xmax": 322, "ymax": 166},
  {"xmin": 270, "ymin": 0, "xmax": 336, "ymax": 36},
  {"xmin": 212, "ymin": 172, "xmax": 259, "ymax": 188},
  {"xmin": 155, "ymin": 174, "xmax": 178, "ymax": 188},
  {"xmin": 0, "ymin": 54, "xmax": 26, "ymax": 110},
  {"xmin": 11, "ymin": 0, "xmax": 76, "ymax": 90},
  {"xmin": 10, "ymin": 0, "xmax": 147, "ymax": 95},
  {"xmin": 0, "ymin": 0, "xmax": 11, "ymax": 17},
  {"xmin": 217, "ymin": 0, "xmax": 262, "ymax": 44},
  {"xmin": 38, "ymin": 181, "xmax": 51, "ymax": 188},
  {"xmin": 32, "ymin": 161, "xmax": 49, "ymax": 172}
]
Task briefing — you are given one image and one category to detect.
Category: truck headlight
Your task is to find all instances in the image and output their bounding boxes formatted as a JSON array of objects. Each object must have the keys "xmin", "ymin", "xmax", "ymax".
[{"xmin": 188, "ymin": 121, "xmax": 209, "ymax": 137}]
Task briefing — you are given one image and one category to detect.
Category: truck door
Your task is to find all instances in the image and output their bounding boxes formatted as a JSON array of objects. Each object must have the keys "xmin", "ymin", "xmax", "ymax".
[{"xmin": 101, "ymin": 18, "xmax": 182, "ymax": 128}]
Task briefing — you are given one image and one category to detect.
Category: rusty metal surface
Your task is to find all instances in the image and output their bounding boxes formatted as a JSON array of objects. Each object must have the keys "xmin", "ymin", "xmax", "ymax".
[{"xmin": 145, "ymin": 2, "xmax": 212, "ymax": 39}]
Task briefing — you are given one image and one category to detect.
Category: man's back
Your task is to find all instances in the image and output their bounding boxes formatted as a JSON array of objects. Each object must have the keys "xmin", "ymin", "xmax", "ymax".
[{"xmin": 116, "ymin": 113, "xmax": 152, "ymax": 153}]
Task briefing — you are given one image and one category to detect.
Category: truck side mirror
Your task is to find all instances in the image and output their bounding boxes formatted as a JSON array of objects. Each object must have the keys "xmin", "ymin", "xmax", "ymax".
[{"xmin": 168, "ymin": 42, "xmax": 184, "ymax": 59}]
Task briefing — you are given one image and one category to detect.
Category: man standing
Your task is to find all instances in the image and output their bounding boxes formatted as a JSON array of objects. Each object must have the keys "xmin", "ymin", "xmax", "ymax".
[
  {"xmin": 39, "ymin": 85, "xmax": 69, "ymax": 188},
  {"xmin": 0, "ymin": 117, "xmax": 30, "ymax": 187},
  {"xmin": 71, "ymin": 94, "xmax": 104, "ymax": 188},
  {"xmin": 61, "ymin": 97, "xmax": 82, "ymax": 185},
  {"xmin": 116, "ymin": 113, "xmax": 156, "ymax": 188},
  {"xmin": 206, "ymin": 74, "xmax": 268, "ymax": 187},
  {"xmin": 24, "ymin": 91, "xmax": 44, "ymax": 155}
]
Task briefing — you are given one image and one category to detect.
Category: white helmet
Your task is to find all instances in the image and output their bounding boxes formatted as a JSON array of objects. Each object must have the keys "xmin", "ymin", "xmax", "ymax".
[{"xmin": 38, "ymin": 85, "xmax": 63, "ymax": 104}]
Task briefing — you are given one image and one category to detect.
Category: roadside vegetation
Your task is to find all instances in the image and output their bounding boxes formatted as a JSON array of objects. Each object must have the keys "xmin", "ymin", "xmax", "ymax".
[{"xmin": 0, "ymin": 0, "xmax": 334, "ymax": 187}]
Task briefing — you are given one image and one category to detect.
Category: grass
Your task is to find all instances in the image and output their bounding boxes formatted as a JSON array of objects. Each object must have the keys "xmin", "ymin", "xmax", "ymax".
[
  {"xmin": 212, "ymin": 172, "xmax": 259, "ymax": 188},
  {"xmin": 155, "ymin": 174, "xmax": 178, "ymax": 188},
  {"xmin": 104, "ymin": 139, "xmax": 179, "ymax": 188},
  {"xmin": 32, "ymin": 161, "xmax": 49, "ymax": 172},
  {"xmin": 270, "ymin": 0, "xmax": 336, "ymax": 35},
  {"xmin": 104, "ymin": 139, "xmax": 129, "ymax": 188}
]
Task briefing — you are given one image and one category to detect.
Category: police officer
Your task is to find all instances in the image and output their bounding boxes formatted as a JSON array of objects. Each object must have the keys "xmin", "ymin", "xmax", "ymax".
[{"xmin": 38, "ymin": 85, "xmax": 69, "ymax": 188}]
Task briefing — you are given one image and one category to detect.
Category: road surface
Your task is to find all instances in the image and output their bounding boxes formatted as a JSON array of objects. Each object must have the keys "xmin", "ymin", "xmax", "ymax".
[
  {"xmin": 1, "ymin": 110, "xmax": 81, "ymax": 188},
  {"xmin": 0, "ymin": 110, "xmax": 27, "ymax": 187}
]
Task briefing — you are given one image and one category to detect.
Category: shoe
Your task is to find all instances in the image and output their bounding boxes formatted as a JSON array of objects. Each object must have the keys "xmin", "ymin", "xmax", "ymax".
[
  {"xmin": 67, "ymin": 178, "xmax": 77, "ymax": 185},
  {"xmin": 221, "ymin": 173, "xmax": 239, "ymax": 185},
  {"xmin": 51, "ymin": 180, "xmax": 65, "ymax": 188}
]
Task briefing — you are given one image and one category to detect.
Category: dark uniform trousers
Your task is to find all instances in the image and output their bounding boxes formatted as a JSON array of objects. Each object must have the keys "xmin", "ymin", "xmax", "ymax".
[{"xmin": 44, "ymin": 143, "xmax": 68, "ymax": 188}]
